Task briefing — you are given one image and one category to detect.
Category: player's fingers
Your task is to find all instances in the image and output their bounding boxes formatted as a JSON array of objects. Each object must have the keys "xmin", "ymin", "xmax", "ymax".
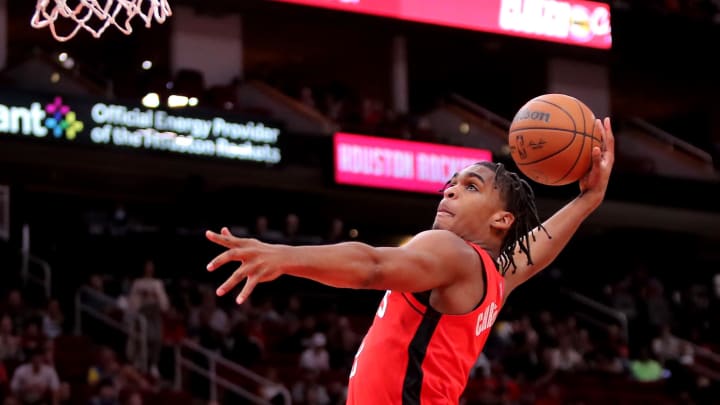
[
  {"xmin": 217, "ymin": 265, "xmax": 247, "ymax": 296},
  {"xmin": 206, "ymin": 229, "xmax": 242, "ymax": 249},
  {"xmin": 603, "ymin": 117, "xmax": 615, "ymax": 155},
  {"xmin": 221, "ymin": 227, "xmax": 232, "ymax": 236},
  {"xmin": 236, "ymin": 276, "xmax": 259, "ymax": 305},
  {"xmin": 206, "ymin": 249, "xmax": 243, "ymax": 271},
  {"xmin": 595, "ymin": 118, "xmax": 605, "ymax": 142}
]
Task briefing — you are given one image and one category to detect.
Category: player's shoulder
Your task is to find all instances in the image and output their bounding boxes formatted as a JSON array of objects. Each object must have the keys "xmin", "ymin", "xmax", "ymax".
[
  {"xmin": 405, "ymin": 230, "xmax": 477, "ymax": 257},
  {"xmin": 410, "ymin": 229, "xmax": 466, "ymax": 245}
]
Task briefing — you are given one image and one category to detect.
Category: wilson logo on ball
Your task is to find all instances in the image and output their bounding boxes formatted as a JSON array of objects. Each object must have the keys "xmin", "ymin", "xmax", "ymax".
[{"xmin": 513, "ymin": 109, "xmax": 551, "ymax": 123}]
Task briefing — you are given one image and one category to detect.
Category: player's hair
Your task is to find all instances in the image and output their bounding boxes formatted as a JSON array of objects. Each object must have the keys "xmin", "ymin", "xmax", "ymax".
[{"xmin": 475, "ymin": 161, "xmax": 549, "ymax": 275}]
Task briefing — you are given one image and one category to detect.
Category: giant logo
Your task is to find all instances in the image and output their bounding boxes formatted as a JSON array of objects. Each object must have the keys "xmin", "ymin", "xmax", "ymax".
[
  {"xmin": 0, "ymin": 96, "xmax": 84, "ymax": 140},
  {"xmin": 44, "ymin": 97, "xmax": 84, "ymax": 140}
]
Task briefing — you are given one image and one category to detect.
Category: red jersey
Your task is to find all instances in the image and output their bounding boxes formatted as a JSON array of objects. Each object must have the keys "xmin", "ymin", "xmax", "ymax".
[{"xmin": 346, "ymin": 242, "xmax": 505, "ymax": 405}]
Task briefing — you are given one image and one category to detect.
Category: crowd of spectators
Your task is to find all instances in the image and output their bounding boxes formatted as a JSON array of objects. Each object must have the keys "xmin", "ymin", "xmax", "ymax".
[
  {"xmin": 0, "ymin": 281, "xmax": 171, "ymax": 405},
  {"xmin": 59, "ymin": 209, "xmax": 720, "ymax": 405}
]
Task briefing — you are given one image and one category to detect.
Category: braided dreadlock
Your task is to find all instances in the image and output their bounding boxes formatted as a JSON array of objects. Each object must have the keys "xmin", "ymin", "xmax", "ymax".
[{"xmin": 475, "ymin": 161, "xmax": 550, "ymax": 275}]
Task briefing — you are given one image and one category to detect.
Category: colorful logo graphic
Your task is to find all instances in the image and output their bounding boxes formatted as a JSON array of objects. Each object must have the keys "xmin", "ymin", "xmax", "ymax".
[{"xmin": 44, "ymin": 97, "xmax": 84, "ymax": 140}]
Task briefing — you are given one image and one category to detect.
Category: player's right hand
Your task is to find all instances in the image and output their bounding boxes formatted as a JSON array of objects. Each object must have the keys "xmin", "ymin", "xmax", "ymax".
[{"xmin": 205, "ymin": 227, "xmax": 285, "ymax": 304}]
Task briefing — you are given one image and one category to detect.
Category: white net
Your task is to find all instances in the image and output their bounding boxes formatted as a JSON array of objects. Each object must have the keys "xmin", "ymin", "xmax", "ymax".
[{"xmin": 31, "ymin": 0, "xmax": 172, "ymax": 42}]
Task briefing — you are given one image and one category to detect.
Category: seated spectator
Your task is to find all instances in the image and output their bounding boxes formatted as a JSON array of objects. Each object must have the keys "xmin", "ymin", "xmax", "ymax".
[
  {"xmin": 652, "ymin": 324, "xmax": 681, "ymax": 365},
  {"xmin": 84, "ymin": 275, "xmax": 114, "ymax": 313},
  {"xmin": 223, "ymin": 320, "xmax": 263, "ymax": 368},
  {"xmin": 88, "ymin": 379, "xmax": 119, "ymax": 405},
  {"xmin": 87, "ymin": 346, "xmax": 150, "ymax": 394},
  {"xmin": 19, "ymin": 321, "xmax": 45, "ymax": 360},
  {"xmin": 326, "ymin": 316, "xmax": 359, "ymax": 371},
  {"xmin": 250, "ymin": 215, "xmax": 283, "ymax": 243},
  {"xmin": 41, "ymin": 300, "xmax": 64, "ymax": 341},
  {"xmin": 545, "ymin": 336, "xmax": 585, "ymax": 372},
  {"xmin": 258, "ymin": 367, "xmax": 290, "ymax": 405},
  {"xmin": 299, "ymin": 333, "xmax": 330, "ymax": 372},
  {"xmin": 0, "ymin": 314, "xmax": 22, "ymax": 364},
  {"xmin": 10, "ymin": 348, "xmax": 60, "ymax": 405},
  {"xmin": 1, "ymin": 290, "xmax": 31, "ymax": 332},
  {"xmin": 590, "ymin": 349, "xmax": 625, "ymax": 375},
  {"xmin": 291, "ymin": 370, "xmax": 329, "ymax": 405},
  {"xmin": 629, "ymin": 347, "xmax": 665, "ymax": 383}
]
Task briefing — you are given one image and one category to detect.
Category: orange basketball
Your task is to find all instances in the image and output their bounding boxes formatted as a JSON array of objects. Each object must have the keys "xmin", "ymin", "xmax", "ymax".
[{"xmin": 508, "ymin": 93, "xmax": 601, "ymax": 186}]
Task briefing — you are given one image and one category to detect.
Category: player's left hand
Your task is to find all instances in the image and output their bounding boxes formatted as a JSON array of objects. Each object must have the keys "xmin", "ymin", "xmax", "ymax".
[
  {"xmin": 205, "ymin": 227, "xmax": 285, "ymax": 304},
  {"xmin": 579, "ymin": 117, "xmax": 615, "ymax": 203}
]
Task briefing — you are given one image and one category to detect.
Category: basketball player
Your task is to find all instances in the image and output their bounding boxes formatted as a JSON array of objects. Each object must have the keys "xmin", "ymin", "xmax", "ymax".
[{"xmin": 205, "ymin": 117, "xmax": 615, "ymax": 404}]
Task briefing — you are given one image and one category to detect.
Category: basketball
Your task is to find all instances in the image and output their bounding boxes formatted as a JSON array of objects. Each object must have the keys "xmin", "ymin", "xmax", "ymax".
[{"xmin": 508, "ymin": 93, "xmax": 601, "ymax": 186}]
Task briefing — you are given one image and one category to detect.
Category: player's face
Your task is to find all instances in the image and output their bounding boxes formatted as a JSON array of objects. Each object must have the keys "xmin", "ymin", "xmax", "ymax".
[{"xmin": 432, "ymin": 164, "xmax": 508, "ymax": 240}]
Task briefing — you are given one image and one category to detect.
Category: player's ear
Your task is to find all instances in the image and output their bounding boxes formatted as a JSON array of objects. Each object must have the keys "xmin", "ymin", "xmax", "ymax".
[{"xmin": 491, "ymin": 210, "xmax": 514, "ymax": 231}]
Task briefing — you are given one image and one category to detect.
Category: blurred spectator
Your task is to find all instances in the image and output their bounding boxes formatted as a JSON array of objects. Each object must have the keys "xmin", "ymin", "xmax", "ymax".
[
  {"xmin": 545, "ymin": 336, "xmax": 585, "ymax": 372},
  {"xmin": 258, "ymin": 298, "xmax": 282, "ymax": 326},
  {"xmin": 88, "ymin": 379, "xmax": 119, "ymax": 405},
  {"xmin": 251, "ymin": 215, "xmax": 283, "ymax": 243},
  {"xmin": 41, "ymin": 340, "xmax": 55, "ymax": 368},
  {"xmin": 610, "ymin": 279, "xmax": 638, "ymax": 325},
  {"xmin": 20, "ymin": 320, "xmax": 45, "ymax": 359},
  {"xmin": 2, "ymin": 290, "xmax": 31, "ymax": 332},
  {"xmin": 126, "ymin": 259, "xmax": 169, "ymax": 378},
  {"xmin": 40, "ymin": 300, "xmax": 64, "ymax": 341},
  {"xmin": 652, "ymin": 324, "xmax": 682, "ymax": 365},
  {"xmin": 282, "ymin": 295, "xmax": 302, "ymax": 325},
  {"xmin": 87, "ymin": 346, "xmax": 150, "ymax": 394},
  {"xmin": 85, "ymin": 275, "xmax": 113, "ymax": 313},
  {"xmin": 87, "ymin": 347, "xmax": 119, "ymax": 389},
  {"xmin": 223, "ymin": 320, "xmax": 263, "ymax": 368},
  {"xmin": 469, "ymin": 352, "xmax": 491, "ymax": 379},
  {"xmin": 590, "ymin": 348, "xmax": 625, "ymax": 375},
  {"xmin": 258, "ymin": 367, "xmax": 290, "ymax": 405},
  {"xmin": 642, "ymin": 279, "xmax": 673, "ymax": 330},
  {"xmin": 629, "ymin": 347, "xmax": 664, "ymax": 382},
  {"xmin": 188, "ymin": 288, "xmax": 228, "ymax": 351},
  {"xmin": 10, "ymin": 348, "xmax": 60, "ymax": 405},
  {"xmin": 291, "ymin": 370, "xmax": 329, "ymax": 405},
  {"xmin": 324, "ymin": 218, "xmax": 346, "ymax": 244},
  {"xmin": 326, "ymin": 316, "xmax": 359, "ymax": 371},
  {"xmin": 109, "ymin": 203, "xmax": 129, "ymax": 237},
  {"xmin": 299, "ymin": 86, "xmax": 317, "ymax": 110},
  {"xmin": 299, "ymin": 332, "xmax": 330, "ymax": 372},
  {"xmin": 188, "ymin": 288, "xmax": 228, "ymax": 336},
  {"xmin": 0, "ymin": 314, "xmax": 22, "ymax": 363},
  {"xmin": 283, "ymin": 213, "xmax": 301, "ymax": 244}
]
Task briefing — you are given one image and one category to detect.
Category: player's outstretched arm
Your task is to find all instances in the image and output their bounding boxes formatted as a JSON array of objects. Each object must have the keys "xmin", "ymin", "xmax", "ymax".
[
  {"xmin": 206, "ymin": 228, "xmax": 476, "ymax": 304},
  {"xmin": 504, "ymin": 117, "xmax": 615, "ymax": 293}
]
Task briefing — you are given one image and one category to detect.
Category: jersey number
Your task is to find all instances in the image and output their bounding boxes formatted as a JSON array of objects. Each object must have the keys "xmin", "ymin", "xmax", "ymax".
[
  {"xmin": 349, "ymin": 339, "xmax": 365, "ymax": 378},
  {"xmin": 377, "ymin": 290, "xmax": 390, "ymax": 318},
  {"xmin": 350, "ymin": 291, "xmax": 391, "ymax": 378}
]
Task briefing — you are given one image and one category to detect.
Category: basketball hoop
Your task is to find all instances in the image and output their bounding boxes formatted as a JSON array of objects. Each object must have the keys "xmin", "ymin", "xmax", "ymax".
[{"xmin": 31, "ymin": 0, "xmax": 172, "ymax": 42}]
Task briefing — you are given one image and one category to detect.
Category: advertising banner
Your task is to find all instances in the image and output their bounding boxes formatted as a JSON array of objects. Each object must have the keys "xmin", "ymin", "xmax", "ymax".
[
  {"xmin": 334, "ymin": 132, "xmax": 493, "ymax": 194},
  {"xmin": 273, "ymin": 0, "xmax": 611, "ymax": 49},
  {"xmin": 0, "ymin": 91, "xmax": 283, "ymax": 164}
]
